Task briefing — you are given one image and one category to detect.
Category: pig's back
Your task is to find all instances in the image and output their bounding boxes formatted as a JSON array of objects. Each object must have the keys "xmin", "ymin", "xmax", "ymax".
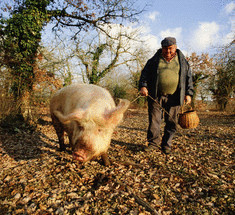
[{"xmin": 50, "ymin": 84, "xmax": 115, "ymax": 115}]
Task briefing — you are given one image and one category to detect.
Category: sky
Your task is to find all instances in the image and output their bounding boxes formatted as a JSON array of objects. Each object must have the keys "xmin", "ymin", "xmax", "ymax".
[{"xmin": 133, "ymin": 0, "xmax": 234, "ymax": 55}]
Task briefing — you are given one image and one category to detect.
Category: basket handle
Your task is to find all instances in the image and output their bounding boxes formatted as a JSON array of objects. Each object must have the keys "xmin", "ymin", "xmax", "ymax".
[{"xmin": 181, "ymin": 102, "xmax": 193, "ymax": 114}]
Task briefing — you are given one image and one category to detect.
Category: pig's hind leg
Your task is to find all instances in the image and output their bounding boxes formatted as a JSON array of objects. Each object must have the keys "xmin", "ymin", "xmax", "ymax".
[{"xmin": 51, "ymin": 114, "xmax": 66, "ymax": 151}]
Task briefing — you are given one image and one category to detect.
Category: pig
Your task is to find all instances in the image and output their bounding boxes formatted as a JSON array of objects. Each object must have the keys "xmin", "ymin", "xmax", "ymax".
[{"xmin": 50, "ymin": 84, "xmax": 130, "ymax": 166}]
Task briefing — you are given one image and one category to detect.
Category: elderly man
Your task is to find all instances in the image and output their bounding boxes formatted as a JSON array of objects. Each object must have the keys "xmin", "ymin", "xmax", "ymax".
[{"xmin": 139, "ymin": 37, "xmax": 194, "ymax": 154}]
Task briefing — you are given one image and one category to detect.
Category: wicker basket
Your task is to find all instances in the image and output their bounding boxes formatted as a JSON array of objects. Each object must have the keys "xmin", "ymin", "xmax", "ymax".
[{"xmin": 178, "ymin": 110, "xmax": 200, "ymax": 129}]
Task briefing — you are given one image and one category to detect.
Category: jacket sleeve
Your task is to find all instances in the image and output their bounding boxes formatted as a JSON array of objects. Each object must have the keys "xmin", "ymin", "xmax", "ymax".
[
  {"xmin": 185, "ymin": 61, "xmax": 194, "ymax": 97},
  {"xmin": 138, "ymin": 59, "xmax": 151, "ymax": 90}
]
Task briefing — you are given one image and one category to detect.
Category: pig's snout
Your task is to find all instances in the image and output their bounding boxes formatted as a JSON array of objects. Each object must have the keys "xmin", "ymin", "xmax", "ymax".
[{"xmin": 72, "ymin": 151, "xmax": 87, "ymax": 163}]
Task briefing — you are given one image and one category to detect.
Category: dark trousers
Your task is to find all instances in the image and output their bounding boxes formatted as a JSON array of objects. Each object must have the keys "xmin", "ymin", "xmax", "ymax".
[{"xmin": 147, "ymin": 95, "xmax": 180, "ymax": 148}]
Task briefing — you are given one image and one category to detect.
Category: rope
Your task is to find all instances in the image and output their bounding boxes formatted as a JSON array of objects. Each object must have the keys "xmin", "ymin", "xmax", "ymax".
[
  {"xmin": 147, "ymin": 95, "xmax": 186, "ymax": 136},
  {"xmin": 129, "ymin": 94, "xmax": 144, "ymax": 104},
  {"xmin": 148, "ymin": 95, "xmax": 179, "ymax": 125},
  {"xmin": 129, "ymin": 94, "xmax": 184, "ymax": 136}
]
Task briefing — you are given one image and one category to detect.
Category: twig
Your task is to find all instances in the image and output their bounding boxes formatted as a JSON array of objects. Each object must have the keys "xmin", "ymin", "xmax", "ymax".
[
  {"xmin": 114, "ymin": 177, "xmax": 159, "ymax": 215},
  {"xmin": 126, "ymin": 185, "xmax": 159, "ymax": 215},
  {"xmin": 114, "ymin": 158, "xmax": 144, "ymax": 168}
]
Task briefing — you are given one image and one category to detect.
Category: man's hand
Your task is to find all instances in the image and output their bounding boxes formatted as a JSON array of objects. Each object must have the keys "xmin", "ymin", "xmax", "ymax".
[
  {"xmin": 140, "ymin": 87, "xmax": 148, "ymax": 96},
  {"xmin": 184, "ymin": 95, "xmax": 192, "ymax": 104}
]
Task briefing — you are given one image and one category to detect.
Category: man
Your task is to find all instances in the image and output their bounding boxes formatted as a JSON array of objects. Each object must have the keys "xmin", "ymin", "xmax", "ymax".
[{"xmin": 139, "ymin": 37, "xmax": 194, "ymax": 154}]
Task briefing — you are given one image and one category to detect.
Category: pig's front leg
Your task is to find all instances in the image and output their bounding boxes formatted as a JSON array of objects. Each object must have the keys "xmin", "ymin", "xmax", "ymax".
[
  {"xmin": 101, "ymin": 153, "xmax": 110, "ymax": 166},
  {"xmin": 58, "ymin": 131, "xmax": 66, "ymax": 151},
  {"xmin": 51, "ymin": 114, "xmax": 66, "ymax": 151},
  {"xmin": 56, "ymin": 127, "xmax": 66, "ymax": 151}
]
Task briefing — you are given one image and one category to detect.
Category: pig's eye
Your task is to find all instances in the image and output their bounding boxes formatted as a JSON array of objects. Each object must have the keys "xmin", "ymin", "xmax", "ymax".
[
  {"xmin": 77, "ymin": 125, "xmax": 84, "ymax": 131},
  {"xmin": 98, "ymin": 128, "xmax": 102, "ymax": 133}
]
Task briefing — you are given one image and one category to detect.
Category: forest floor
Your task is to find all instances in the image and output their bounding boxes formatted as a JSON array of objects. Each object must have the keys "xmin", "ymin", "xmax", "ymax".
[{"xmin": 0, "ymin": 108, "xmax": 234, "ymax": 215}]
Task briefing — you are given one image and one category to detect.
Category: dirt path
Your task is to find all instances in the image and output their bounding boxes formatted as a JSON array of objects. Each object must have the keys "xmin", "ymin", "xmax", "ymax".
[{"xmin": 0, "ymin": 109, "xmax": 234, "ymax": 214}]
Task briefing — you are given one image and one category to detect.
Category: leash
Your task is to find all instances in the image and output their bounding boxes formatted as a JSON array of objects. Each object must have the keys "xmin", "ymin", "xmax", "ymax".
[
  {"xmin": 130, "ymin": 94, "xmax": 179, "ymax": 126},
  {"xmin": 129, "ymin": 94, "xmax": 144, "ymax": 104},
  {"xmin": 129, "ymin": 94, "xmax": 184, "ymax": 136},
  {"xmin": 147, "ymin": 95, "xmax": 180, "ymax": 128}
]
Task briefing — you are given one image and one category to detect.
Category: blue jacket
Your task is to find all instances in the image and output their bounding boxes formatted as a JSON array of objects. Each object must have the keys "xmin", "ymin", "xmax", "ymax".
[{"xmin": 139, "ymin": 49, "xmax": 194, "ymax": 105}]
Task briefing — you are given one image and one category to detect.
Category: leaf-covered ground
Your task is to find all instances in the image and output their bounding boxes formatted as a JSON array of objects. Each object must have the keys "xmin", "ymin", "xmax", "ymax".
[{"xmin": 0, "ymin": 109, "xmax": 234, "ymax": 215}]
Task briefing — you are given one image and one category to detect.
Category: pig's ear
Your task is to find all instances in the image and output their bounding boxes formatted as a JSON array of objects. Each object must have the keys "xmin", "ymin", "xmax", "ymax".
[
  {"xmin": 54, "ymin": 109, "xmax": 86, "ymax": 124},
  {"xmin": 104, "ymin": 99, "xmax": 130, "ymax": 126}
]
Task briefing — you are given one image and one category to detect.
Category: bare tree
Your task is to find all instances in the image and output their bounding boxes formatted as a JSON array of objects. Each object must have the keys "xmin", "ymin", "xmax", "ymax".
[
  {"xmin": 48, "ymin": 0, "xmax": 144, "ymax": 39},
  {"xmin": 73, "ymin": 25, "xmax": 142, "ymax": 84}
]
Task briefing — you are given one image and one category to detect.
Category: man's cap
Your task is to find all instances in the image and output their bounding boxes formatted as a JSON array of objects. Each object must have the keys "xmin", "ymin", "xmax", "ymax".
[{"xmin": 161, "ymin": 37, "xmax": 176, "ymax": 47}]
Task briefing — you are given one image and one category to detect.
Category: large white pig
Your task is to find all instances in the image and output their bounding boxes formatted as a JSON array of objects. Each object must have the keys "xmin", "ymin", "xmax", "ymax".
[{"xmin": 50, "ymin": 84, "xmax": 130, "ymax": 166}]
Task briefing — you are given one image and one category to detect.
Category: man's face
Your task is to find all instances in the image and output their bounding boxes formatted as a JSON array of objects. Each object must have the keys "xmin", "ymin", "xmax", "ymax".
[{"xmin": 162, "ymin": 45, "xmax": 177, "ymax": 60}]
